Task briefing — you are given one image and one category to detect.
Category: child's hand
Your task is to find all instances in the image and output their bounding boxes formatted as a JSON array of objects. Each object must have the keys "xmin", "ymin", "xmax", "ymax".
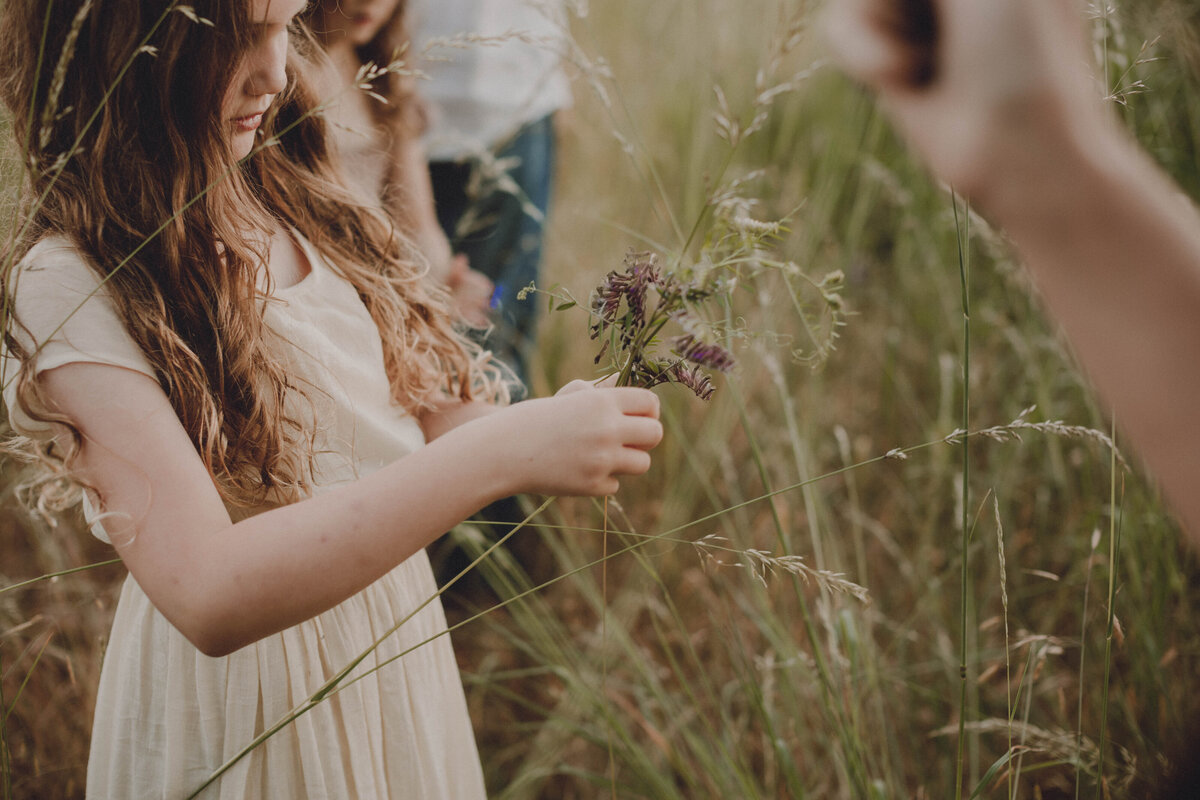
[
  {"xmin": 446, "ymin": 254, "xmax": 494, "ymax": 328},
  {"xmin": 491, "ymin": 386, "xmax": 662, "ymax": 497},
  {"xmin": 554, "ymin": 374, "xmax": 619, "ymax": 395},
  {"xmin": 825, "ymin": 0, "xmax": 1107, "ymax": 209}
]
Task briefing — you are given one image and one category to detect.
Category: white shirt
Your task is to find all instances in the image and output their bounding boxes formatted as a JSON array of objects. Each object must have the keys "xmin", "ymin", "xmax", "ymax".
[{"xmin": 410, "ymin": 0, "xmax": 572, "ymax": 160}]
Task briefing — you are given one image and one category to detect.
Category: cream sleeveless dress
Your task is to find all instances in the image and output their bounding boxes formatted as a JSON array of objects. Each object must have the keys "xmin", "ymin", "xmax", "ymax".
[{"xmin": 2, "ymin": 236, "xmax": 487, "ymax": 799}]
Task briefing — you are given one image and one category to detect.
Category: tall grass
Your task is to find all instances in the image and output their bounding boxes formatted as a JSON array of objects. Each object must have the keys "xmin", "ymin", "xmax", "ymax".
[
  {"xmin": 458, "ymin": 0, "xmax": 1200, "ymax": 796},
  {"xmin": 2, "ymin": 0, "xmax": 1199, "ymax": 797}
]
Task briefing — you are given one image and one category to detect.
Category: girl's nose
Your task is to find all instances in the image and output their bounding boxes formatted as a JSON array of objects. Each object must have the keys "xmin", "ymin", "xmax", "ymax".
[{"xmin": 247, "ymin": 33, "xmax": 288, "ymax": 97}]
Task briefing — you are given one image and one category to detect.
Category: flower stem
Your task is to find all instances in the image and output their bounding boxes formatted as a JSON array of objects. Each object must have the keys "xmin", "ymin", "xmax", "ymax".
[{"xmin": 954, "ymin": 190, "xmax": 972, "ymax": 800}]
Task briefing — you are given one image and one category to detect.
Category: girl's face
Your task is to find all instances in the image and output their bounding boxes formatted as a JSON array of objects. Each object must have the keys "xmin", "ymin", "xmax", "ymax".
[
  {"xmin": 221, "ymin": 0, "xmax": 307, "ymax": 160},
  {"xmin": 315, "ymin": 0, "xmax": 404, "ymax": 48}
]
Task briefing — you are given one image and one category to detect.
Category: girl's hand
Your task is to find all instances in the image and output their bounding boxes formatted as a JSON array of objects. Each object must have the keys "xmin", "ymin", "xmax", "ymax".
[
  {"xmin": 825, "ymin": 0, "xmax": 1110, "ymax": 211},
  {"xmin": 484, "ymin": 386, "xmax": 663, "ymax": 497},
  {"xmin": 554, "ymin": 374, "xmax": 619, "ymax": 395}
]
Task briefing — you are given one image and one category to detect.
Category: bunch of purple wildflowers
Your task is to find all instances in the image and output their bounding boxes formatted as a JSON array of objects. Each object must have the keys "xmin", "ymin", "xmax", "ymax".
[{"xmin": 589, "ymin": 250, "xmax": 735, "ymax": 400}]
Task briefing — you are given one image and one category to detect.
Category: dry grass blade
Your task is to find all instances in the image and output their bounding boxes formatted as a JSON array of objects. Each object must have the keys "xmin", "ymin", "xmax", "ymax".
[
  {"xmin": 692, "ymin": 534, "xmax": 870, "ymax": 602},
  {"xmin": 943, "ymin": 406, "xmax": 1129, "ymax": 469}
]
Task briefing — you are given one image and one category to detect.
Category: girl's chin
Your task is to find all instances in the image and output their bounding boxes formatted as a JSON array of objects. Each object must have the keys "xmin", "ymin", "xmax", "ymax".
[{"xmin": 231, "ymin": 132, "xmax": 256, "ymax": 160}]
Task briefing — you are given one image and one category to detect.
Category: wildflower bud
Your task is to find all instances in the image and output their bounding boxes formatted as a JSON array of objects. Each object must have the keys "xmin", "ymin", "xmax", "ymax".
[{"xmin": 670, "ymin": 334, "xmax": 735, "ymax": 373}]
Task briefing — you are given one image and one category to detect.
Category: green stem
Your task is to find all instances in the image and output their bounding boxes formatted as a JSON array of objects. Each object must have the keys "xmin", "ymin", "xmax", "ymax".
[
  {"xmin": 612, "ymin": 303, "xmax": 678, "ymax": 389},
  {"xmin": 1095, "ymin": 421, "xmax": 1122, "ymax": 797},
  {"xmin": 954, "ymin": 190, "xmax": 972, "ymax": 800},
  {"xmin": 677, "ymin": 146, "xmax": 739, "ymax": 259},
  {"xmin": 2, "ymin": 634, "xmax": 53, "ymax": 726},
  {"xmin": 0, "ymin": 559, "xmax": 122, "ymax": 596},
  {"xmin": 1076, "ymin": 524, "xmax": 1100, "ymax": 799}
]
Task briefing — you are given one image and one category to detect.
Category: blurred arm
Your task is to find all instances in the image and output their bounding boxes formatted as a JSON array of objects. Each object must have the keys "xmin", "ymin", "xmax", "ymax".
[
  {"xmin": 389, "ymin": 129, "xmax": 456, "ymax": 282},
  {"xmin": 987, "ymin": 126, "xmax": 1200, "ymax": 547},
  {"xmin": 388, "ymin": 129, "xmax": 494, "ymax": 326},
  {"xmin": 827, "ymin": 0, "xmax": 1200, "ymax": 544}
]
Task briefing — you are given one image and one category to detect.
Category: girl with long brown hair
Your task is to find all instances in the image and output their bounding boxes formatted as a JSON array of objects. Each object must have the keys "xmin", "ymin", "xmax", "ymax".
[{"xmin": 0, "ymin": 0, "xmax": 662, "ymax": 795}]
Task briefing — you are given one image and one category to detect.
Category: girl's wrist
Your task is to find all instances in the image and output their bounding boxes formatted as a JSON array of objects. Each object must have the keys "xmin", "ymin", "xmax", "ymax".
[
  {"xmin": 974, "ymin": 100, "xmax": 1129, "ymax": 229},
  {"xmin": 436, "ymin": 405, "xmax": 526, "ymax": 499}
]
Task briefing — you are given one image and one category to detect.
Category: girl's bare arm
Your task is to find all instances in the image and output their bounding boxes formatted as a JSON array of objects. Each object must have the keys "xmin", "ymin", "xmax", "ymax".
[
  {"xmin": 40, "ymin": 362, "xmax": 661, "ymax": 657},
  {"xmin": 827, "ymin": 0, "xmax": 1200, "ymax": 544},
  {"xmin": 388, "ymin": 130, "xmax": 494, "ymax": 327},
  {"xmin": 389, "ymin": 130, "xmax": 456, "ymax": 282}
]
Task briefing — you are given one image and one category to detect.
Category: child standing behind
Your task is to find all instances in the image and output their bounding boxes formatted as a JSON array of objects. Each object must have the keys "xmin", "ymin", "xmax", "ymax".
[
  {"xmin": 0, "ymin": 1, "xmax": 662, "ymax": 797},
  {"xmin": 304, "ymin": 0, "xmax": 495, "ymax": 328},
  {"xmin": 411, "ymin": 0, "xmax": 574, "ymax": 396}
]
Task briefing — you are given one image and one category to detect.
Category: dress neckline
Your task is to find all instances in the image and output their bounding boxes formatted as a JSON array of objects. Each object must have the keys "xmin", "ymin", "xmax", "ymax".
[{"xmin": 271, "ymin": 229, "xmax": 323, "ymax": 297}]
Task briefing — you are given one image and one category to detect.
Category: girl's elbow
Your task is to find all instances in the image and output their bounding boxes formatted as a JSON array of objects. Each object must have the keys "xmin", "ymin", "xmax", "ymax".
[
  {"xmin": 190, "ymin": 629, "xmax": 242, "ymax": 659},
  {"xmin": 169, "ymin": 599, "xmax": 251, "ymax": 658},
  {"xmin": 163, "ymin": 560, "xmax": 264, "ymax": 657}
]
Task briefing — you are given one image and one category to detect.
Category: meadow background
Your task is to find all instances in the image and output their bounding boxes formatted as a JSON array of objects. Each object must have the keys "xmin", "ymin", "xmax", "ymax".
[{"xmin": 4, "ymin": 0, "xmax": 1200, "ymax": 797}]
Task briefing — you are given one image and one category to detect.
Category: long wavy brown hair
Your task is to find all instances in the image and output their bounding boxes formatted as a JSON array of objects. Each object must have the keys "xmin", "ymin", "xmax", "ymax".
[{"xmin": 0, "ymin": 0, "xmax": 501, "ymax": 509}]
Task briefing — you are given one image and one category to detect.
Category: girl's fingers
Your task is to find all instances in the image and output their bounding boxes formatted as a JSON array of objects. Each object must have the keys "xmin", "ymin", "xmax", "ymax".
[
  {"xmin": 611, "ymin": 448, "xmax": 652, "ymax": 478},
  {"xmin": 555, "ymin": 379, "xmax": 593, "ymax": 396},
  {"xmin": 622, "ymin": 416, "xmax": 664, "ymax": 450},
  {"xmin": 556, "ymin": 384, "xmax": 659, "ymax": 417},
  {"xmin": 611, "ymin": 386, "xmax": 661, "ymax": 418}
]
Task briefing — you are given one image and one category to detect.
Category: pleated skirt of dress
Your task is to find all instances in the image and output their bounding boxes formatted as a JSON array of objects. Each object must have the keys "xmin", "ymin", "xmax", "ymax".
[{"xmin": 85, "ymin": 549, "xmax": 486, "ymax": 800}]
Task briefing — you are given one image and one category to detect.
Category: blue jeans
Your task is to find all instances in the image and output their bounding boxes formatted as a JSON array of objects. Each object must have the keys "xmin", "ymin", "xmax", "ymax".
[{"xmin": 429, "ymin": 114, "xmax": 557, "ymax": 399}]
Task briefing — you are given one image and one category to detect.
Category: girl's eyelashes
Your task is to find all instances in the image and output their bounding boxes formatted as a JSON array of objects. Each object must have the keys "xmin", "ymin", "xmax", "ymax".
[{"xmin": 251, "ymin": 0, "xmax": 311, "ymax": 33}]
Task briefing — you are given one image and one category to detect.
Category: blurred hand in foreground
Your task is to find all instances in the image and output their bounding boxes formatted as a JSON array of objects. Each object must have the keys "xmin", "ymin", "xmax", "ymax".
[
  {"xmin": 825, "ymin": 0, "xmax": 1200, "ymax": 547},
  {"xmin": 825, "ymin": 0, "xmax": 1109, "ymax": 211}
]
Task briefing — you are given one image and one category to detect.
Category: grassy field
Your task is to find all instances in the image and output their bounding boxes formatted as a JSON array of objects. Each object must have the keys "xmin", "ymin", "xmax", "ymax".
[{"xmin": 4, "ymin": 0, "xmax": 1200, "ymax": 798}]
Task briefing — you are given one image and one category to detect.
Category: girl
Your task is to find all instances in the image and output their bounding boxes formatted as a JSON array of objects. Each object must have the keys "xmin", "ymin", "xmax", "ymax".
[
  {"xmin": 0, "ymin": 0, "xmax": 662, "ymax": 797},
  {"xmin": 303, "ymin": 0, "xmax": 495, "ymax": 328}
]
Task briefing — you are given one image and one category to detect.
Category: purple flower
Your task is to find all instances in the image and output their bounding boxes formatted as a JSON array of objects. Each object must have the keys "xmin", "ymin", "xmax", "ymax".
[
  {"xmin": 629, "ymin": 358, "xmax": 674, "ymax": 389},
  {"xmin": 589, "ymin": 251, "xmax": 662, "ymax": 339},
  {"xmin": 670, "ymin": 334, "xmax": 735, "ymax": 373},
  {"xmin": 670, "ymin": 363, "xmax": 715, "ymax": 401},
  {"xmin": 588, "ymin": 248, "xmax": 725, "ymax": 401},
  {"xmin": 591, "ymin": 271, "xmax": 624, "ymax": 321},
  {"xmin": 621, "ymin": 252, "xmax": 660, "ymax": 326}
]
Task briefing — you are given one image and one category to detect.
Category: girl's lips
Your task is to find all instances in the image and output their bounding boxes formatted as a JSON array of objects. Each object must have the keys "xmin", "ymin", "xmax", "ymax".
[{"xmin": 231, "ymin": 113, "xmax": 263, "ymax": 133}]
